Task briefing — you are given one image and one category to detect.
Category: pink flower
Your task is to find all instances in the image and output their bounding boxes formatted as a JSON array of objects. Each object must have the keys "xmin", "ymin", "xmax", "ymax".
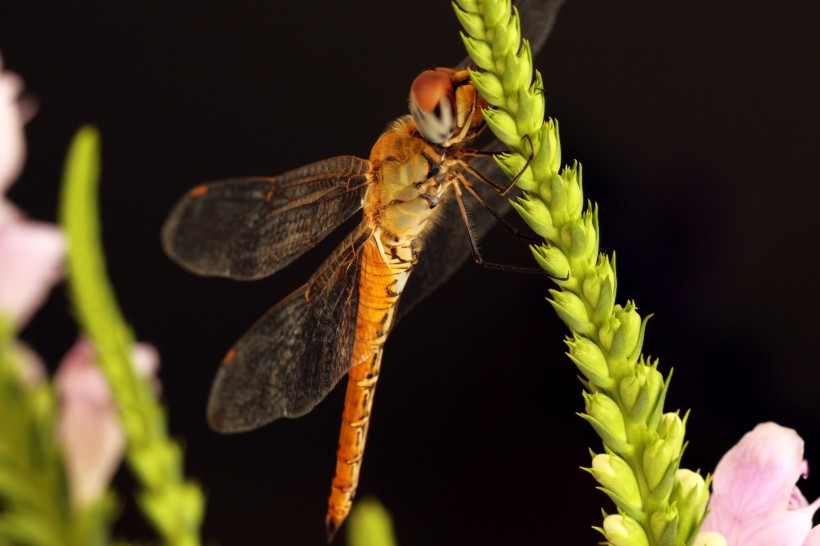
[
  {"xmin": 0, "ymin": 54, "xmax": 28, "ymax": 196},
  {"xmin": 55, "ymin": 338, "xmax": 159, "ymax": 507},
  {"xmin": 0, "ymin": 53, "xmax": 64, "ymax": 328},
  {"xmin": 700, "ymin": 422, "xmax": 820, "ymax": 546},
  {"xmin": 0, "ymin": 221, "xmax": 64, "ymax": 327}
]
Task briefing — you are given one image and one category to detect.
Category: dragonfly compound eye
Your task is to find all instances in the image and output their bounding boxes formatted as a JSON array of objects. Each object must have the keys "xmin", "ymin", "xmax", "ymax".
[{"xmin": 409, "ymin": 68, "xmax": 458, "ymax": 145}]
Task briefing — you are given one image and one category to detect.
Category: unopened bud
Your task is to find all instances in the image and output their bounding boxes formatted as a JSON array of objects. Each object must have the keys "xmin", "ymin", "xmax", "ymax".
[
  {"xmin": 548, "ymin": 289, "xmax": 595, "ymax": 336},
  {"xmin": 649, "ymin": 504, "xmax": 678, "ymax": 545},
  {"xmin": 483, "ymin": 108, "xmax": 519, "ymax": 148},
  {"xmin": 610, "ymin": 302, "xmax": 642, "ymax": 359},
  {"xmin": 591, "ymin": 453, "xmax": 642, "ymax": 510},
  {"xmin": 642, "ymin": 414, "xmax": 685, "ymax": 492},
  {"xmin": 565, "ymin": 335, "xmax": 611, "ymax": 387},
  {"xmin": 584, "ymin": 392, "xmax": 627, "ymax": 446},
  {"xmin": 512, "ymin": 194, "xmax": 553, "ymax": 239},
  {"xmin": 470, "ymin": 71, "xmax": 504, "ymax": 107},
  {"xmin": 531, "ymin": 244, "xmax": 569, "ymax": 280},
  {"xmin": 603, "ymin": 514, "xmax": 649, "ymax": 546},
  {"xmin": 566, "ymin": 221, "xmax": 588, "ymax": 260},
  {"xmin": 673, "ymin": 469, "xmax": 709, "ymax": 542}
]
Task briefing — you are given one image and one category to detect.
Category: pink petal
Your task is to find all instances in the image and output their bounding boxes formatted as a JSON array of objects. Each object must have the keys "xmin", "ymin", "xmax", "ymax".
[
  {"xmin": 710, "ymin": 423, "xmax": 805, "ymax": 517},
  {"xmin": 803, "ymin": 524, "xmax": 820, "ymax": 546},
  {"xmin": 0, "ymin": 220, "xmax": 65, "ymax": 328},
  {"xmin": 702, "ymin": 423, "xmax": 820, "ymax": 546},
  {"xmin": 0, "ymin": 55, "xmax": 27, "ymax": 194},
  {"xmin": 55, "ymin": 338, "xmax": 161, "ymax": 507},
  {"xmin": 55, "ymin": 339, "xmax": 124, "ymax": 507}
]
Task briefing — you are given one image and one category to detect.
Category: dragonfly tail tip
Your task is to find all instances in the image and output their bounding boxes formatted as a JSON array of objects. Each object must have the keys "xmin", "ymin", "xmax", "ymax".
[{"xmin": 325, "ymin": 516, "xmax": 340, "ymax": 544}]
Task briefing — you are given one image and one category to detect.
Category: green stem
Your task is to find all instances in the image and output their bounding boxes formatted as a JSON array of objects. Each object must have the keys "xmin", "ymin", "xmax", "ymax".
[
  {"xmin": 59, "ymin": 126, "xmax": 204, "ymax": 546},
  {"xmin": 453, "ymin": 2, "xmax": 709, "ymax": 544}
]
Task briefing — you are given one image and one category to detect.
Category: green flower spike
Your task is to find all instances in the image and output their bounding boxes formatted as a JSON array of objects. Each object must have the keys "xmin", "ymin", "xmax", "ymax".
[
  {"xmin": 59, "ymin": 126, "xmax": 204, "ymax": 546},
  {"xmin": 453, "ymin": 1, "xmax": 709, "ymax": 544}
]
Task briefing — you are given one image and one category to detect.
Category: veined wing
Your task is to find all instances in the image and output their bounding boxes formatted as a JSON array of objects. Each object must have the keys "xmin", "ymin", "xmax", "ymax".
[
  {"xmin": 399, "ymin": 0, "xmax": 565, "ymax": 319},
  {"xmin": 208, "ymin": 225, "xmax": 372, "ymax": 432},
  {"xmin": 162, "ymin": 156, "xmax": 370, "ymax": 280}
]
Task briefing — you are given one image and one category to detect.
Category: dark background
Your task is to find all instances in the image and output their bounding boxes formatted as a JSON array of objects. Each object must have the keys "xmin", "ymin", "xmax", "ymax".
[{"xmin": 2, "ymin": 1, "xmax": 820, "ymax": 544}]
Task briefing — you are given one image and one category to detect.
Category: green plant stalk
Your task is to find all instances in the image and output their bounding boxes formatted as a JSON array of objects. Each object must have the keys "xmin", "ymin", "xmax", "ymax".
[
  {"xmin": 59, "ymin": 126, "xmax": 204, "ymax": 546},
  {"xmin": 453, "ymin": 1, "xmax": 709, "ymax": 544}
]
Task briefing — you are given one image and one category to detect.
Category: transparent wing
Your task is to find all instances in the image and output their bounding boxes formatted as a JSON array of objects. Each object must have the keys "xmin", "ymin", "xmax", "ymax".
[
  {"xmin": 207, "ymin": 226, "xmax": 372, "ymax": 432},
  {"xmin": 162, "ymin": 156, "xmax": 370, "ymax": 280}
]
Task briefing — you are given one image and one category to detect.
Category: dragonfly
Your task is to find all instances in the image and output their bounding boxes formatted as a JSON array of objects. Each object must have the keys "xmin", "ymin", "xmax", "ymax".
[{"xmin": 161, "ymin": 0, "xmax": 564, "ymax": 540}]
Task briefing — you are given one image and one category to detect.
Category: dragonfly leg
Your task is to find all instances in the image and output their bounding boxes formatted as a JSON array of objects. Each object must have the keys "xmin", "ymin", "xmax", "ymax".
[
  {"xmin": 452, "ymin": 181, "xmax": 544, "ymax": 275},
  {"xmin": 458, "ymin": 174, "xmax": 542, "ymax": 244},
  {"xmin": 458, "ymin": 134, "xmax": 536, "ymax": 195}
]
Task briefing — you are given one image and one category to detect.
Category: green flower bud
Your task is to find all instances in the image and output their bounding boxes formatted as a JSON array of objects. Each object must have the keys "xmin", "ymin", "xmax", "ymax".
[
  {"xmin": 501, "ymin": 53, "xmax": 522, "ymax": 98},
  {"xmin": 591, "ymin": 453, "xmax": 642, "ymax": 511},
  {"xmin": 483, "ymin": 108, "xmax": 520, "ymax": 148},
  {"xmin": 649, "ymin": 504, "xmax": 679, "ymax": 546},
  {"xmin": 550, "ymin": 174, "xmax": 569, "ymax": 221},
  {"xmin": 658, "ymin": 412, "xmax": 686, "ymax": 453},
  {"xmin": 673, "ymin": 469, "xmax": 709, "ymax": 542},
  {"xmin": 511, "ymin": 194, "xmax": 553, "ymax": 238},
  {"xmin": 590, "ymin": 259, "xmax": 616, "ymax": 324},
  {"xmin": 483, "ymin": 0, "xmax": 510, "ymax": 30},
  {"xmin": 510, "ymin": 45, "xmax": 533, "ymax": 100},
  {"xmin": 584, "ymin": 392, "xmax": 627, "ymax": 445},
  {"xmin": 642, "ymin": 414, "xmax": 685, "ymax": 492},
  {"xmin": 565, "ymin": 334, "xmax": 612, "ymax": 387},
  {"xmin": 460, "ymin": 33, "xmax": 494, "ymax": 71},
  {"xmin": 582, "ymin": 209, "xmax": 599, "ymax": 261},
  {"xmin": 470, "ymin": 70, "xmax": 505, "ymax": 108},
  {"xmin": 565, "ymin": 173, "xmax": 584, "ymax": 220},
  {"xmin": 602, "ymin": 514, "xmax": 649, "ymax": 546},
  {"xmin": 517, "ymin": 87, "xmax": 545, "ymax": 138},
  {"xmin": 610, "ymin": 302, "xmax": 642, "ymax": 359},
  {"xmin": 452, "ymin": 3, "xmax": 485, "ymax": 42},
  {"xmin": 490, "ymin": 16, "xmax": 513, "ymax": 57},
  {"xmin": 598, "ymin": 314, "xmax": 621, "ymax": 355},
  {"xmin": 566, "ymin": 221, "xmax": 589, "ymax": 260},
  {"xmin": 532, "ymin": 118, "xmax": 560, "ymax": 176},
  {"xmin": 582, "ymin": 272, "xmax": 602, "ymax": 310},
  {"xmin": 548, "ymin": 289, "xmax": 595, "ymax": 336},
  {"xmin": 530, "ymin": 244, "xmax": 569, "ymax": 280},
  {"xmin": 619, "ymin": 366, "xmax": 647, "ymax": 421},
  {"xmin": 496, "ymin": 152, "xmax": 534, "ymax": 190}
]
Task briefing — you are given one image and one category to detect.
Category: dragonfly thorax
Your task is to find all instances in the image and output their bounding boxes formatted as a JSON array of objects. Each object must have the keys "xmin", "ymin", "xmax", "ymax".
[{"xmin": 366, "ymin": 116, "xmax": 453, "ymax": 247}]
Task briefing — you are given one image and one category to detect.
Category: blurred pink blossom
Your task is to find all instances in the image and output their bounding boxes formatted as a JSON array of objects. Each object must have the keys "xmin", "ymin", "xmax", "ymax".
[
  {"xmin": 0, "ymin": 221, "xmax": 64, "ymax": 327},
  {"xmin": 0, "ymin": 54, "xmax": 28, "ymax": 196},
  {"xmin": 55, "ymin": 338, "xmax": 159, "ymax": 507},
  {"xmin": 0, "ymin": 53, "xmax": 64, "ymax": 328},
  {"xmin": 701, "ymin": 422, "xmax": 820, "ymax": 546}
]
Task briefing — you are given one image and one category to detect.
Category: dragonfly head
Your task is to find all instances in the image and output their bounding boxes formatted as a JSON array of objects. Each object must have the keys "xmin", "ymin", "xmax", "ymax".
[{"xmin": 409, "ymin": 67, "xmax": 487, "ymax": 147}]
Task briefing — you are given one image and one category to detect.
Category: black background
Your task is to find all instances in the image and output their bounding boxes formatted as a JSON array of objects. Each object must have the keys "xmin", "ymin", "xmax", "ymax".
[{"xmin": 2, "ymin": 1, "xmax": 820, "ymax": 545}]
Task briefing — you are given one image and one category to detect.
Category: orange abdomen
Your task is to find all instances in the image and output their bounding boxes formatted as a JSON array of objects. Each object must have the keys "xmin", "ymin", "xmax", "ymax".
[{"xmin": 325, "ymin": 235, "xmax": 408, "ymax": 540}]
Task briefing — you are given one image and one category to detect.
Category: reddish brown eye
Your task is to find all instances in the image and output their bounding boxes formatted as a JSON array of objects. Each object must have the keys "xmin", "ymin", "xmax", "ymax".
[
  {"xmin": 410, "ymin": 70, "xmax": 453, "ymax": 112},
  {"xmin": 409, "ymin": 67, "xmax": 459, "ymax": 144}
]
